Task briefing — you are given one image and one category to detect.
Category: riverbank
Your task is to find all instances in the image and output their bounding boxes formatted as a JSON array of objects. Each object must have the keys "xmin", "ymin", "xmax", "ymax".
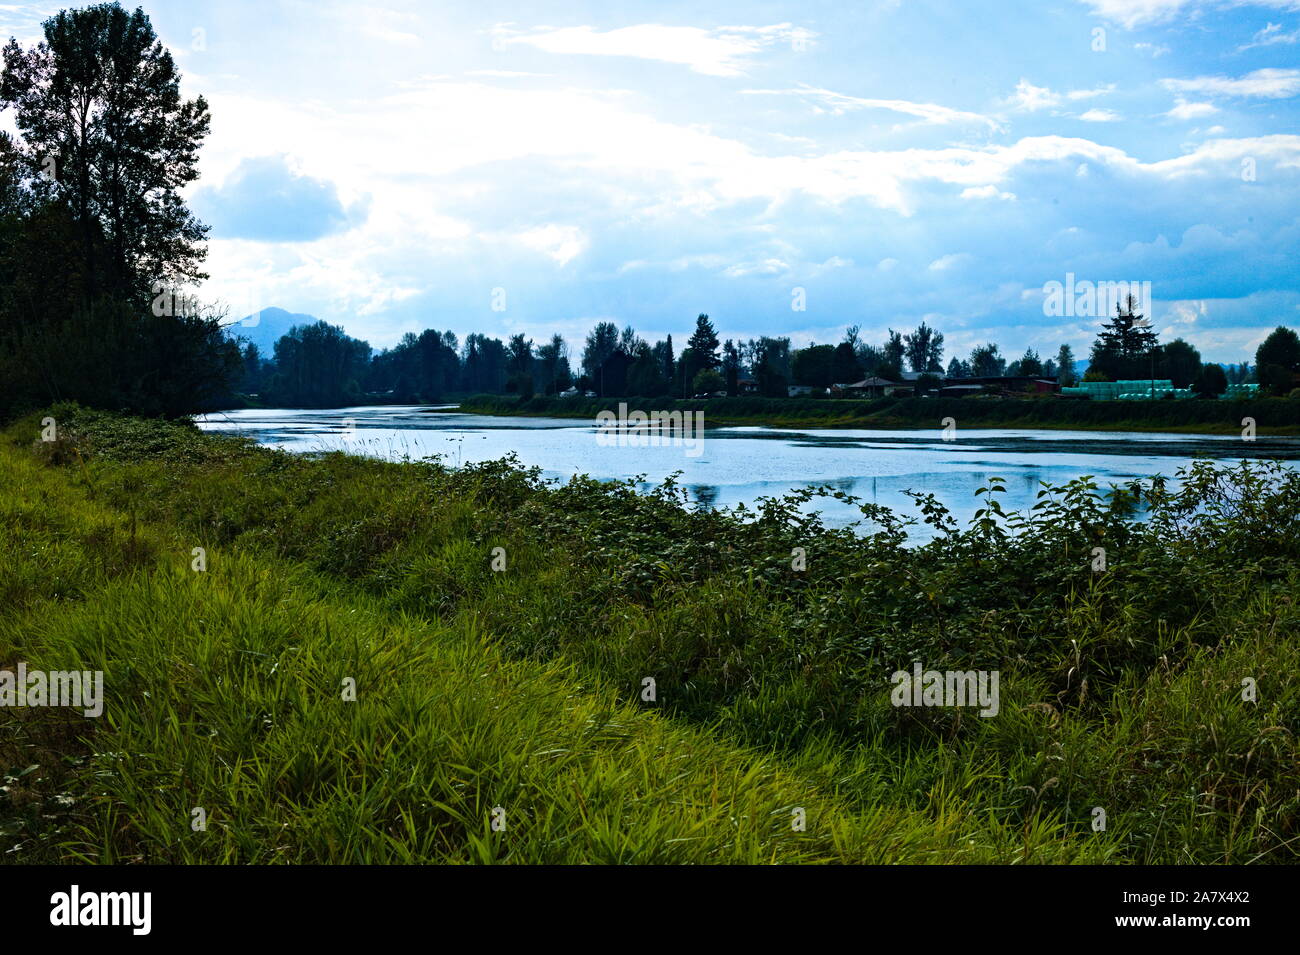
[
  {"xmin": 3, "ymin": 403, "xmax": 1297, "ymax": 863},
  {"xmin": 451, "ymin": 393, "xmax": 1300, "ymax": 435}
]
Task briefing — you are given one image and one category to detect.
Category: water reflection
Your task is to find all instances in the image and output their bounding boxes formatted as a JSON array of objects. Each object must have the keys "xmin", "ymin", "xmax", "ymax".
[{"xmin": 196, "ymin": 405, "xmax": 1300, "ymax": 542}]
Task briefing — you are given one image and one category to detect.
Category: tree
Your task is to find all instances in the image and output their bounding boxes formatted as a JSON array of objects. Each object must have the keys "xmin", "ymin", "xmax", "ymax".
[
  {"xmin": 792, "ymin": 344, "xmax": 835, "ymax": 388},
  {"xmin": 903, "ymin": 321, "xmax": 945, "ymax": 373},
  {"xmin": 1015, "ymin": 347, "xmax": 1043, "ymax": 376},
  {"xmin": 268, "ymin": 321, "xmax": 371, "ymax": 407},
  {"xmin": 535, "ymin": 334, "xmax": 571, "ymax": 394},
  {"xmin": 752, "ymin": 336, "xmax": 791, "ymax": 397},
  {"xmin": 627, "ymin": 341, "xmax": 667, "ymax": 397},
  {"xmin": 1055, "ymin": 344, "xmax": 1077, "ymax": 386},
  {"xmin": 945, "ymin": 357, "xmax": 965, "ymax": 379},
  {"xmin": 505, "ymin": 333, "xmax": 534, "ymax": 395},
  {"xmin": 1191, "ymin": 363, "xmax": 1227, "ymax": 398},
  {"xmin": 832, "ymin": 341, "xmax": 860, "ymax": 384},
  {"xmin": 1225, "ymin": 362, "xmax": 1252, "ymax": 385},
  {"xmin": 874, "ymin": 360, "xmax": 903, "ymax": 382},
  {"xmin": 1156, "ymin": 338, "xmax": 1201, "ymax": 389},
  {"xmin": 1090, "ymin": 294, "xmax": 1158, "ymax": 380},
  {"xmin": 969, "ymin": 343, "xmax": 1005, "ymax": 378},
  {"xmin": 2, "ymin": 2, "xmax": 211, "ymax": 305},
  {"xmin": 856, "ymin": 342, "xmax": 885, "ymax": 374},
  {"xmin": 1098, "ymin": 294, "xmax": 1158, "ymax": 356},
  {"xmin": 883, "ymin": 329, "xmax": 905, "ymax": 369},
  {"xmin": 686, "ymin": 313, "xmax": 720, "ymax": 368},
  {"xmin": 679, "ymin": 313, "xmax": 720, "ymax": 393},
  {"xmin": 581, "ymin": 322, "xmax": 619, "ymax": 379},
  {"xmin": 0, "ymin": 4, "xmax": 236, "ymax": 418},
  {"xmin": 692, "ymin": 368, "xmax": 725, "ymax": 395},
  {"xmin": 241, "ymin": 342, "xmax": 263, "ymax": 394},
  {"xmin": 915, "ymin": 373, "xmax": 942, "ymax": 395},
  {"xmin": 1255, "ymin": 326, "xmax": 1300, "ymax": 395},
  {"xmin": 722, "ymin": 339, "xmax": 741, "ymax": 395},
  {"xmin": 658, "ymin": 335, "xmax": 675, "ymax": 382},
  {"xmin": 462, "ymin": 334, "xmax": 507, "ymax": 393}
]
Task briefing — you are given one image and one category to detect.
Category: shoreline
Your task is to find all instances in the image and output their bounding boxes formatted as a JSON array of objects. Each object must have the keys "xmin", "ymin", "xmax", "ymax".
[{"xmin": 437, "ymin": 398, "xmax": 1300, "ymax": 437}]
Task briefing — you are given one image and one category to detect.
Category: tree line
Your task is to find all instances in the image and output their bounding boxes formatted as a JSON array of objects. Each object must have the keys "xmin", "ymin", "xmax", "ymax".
[{"xmin": 237, "ymin": 302, "xmax": 1298, "ymax": 407}]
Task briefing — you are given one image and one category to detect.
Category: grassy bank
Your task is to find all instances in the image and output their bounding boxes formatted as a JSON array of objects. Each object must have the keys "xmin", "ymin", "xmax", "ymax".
[
  {"xmin": 2, "ymin": 404, "xmax": 1298, "ymax": 863},
  {"xmin": 454, "ymin": 393, "xmax": 1300, "ymax": 434}
]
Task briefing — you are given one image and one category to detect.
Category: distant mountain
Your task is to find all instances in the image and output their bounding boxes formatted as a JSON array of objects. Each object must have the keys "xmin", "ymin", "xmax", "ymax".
[{"xmin": 224, "ymin": 306, "xmax": 318, "ymax": 356}]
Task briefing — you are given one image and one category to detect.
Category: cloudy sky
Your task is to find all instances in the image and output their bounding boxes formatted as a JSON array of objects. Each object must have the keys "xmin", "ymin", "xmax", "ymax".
[{"xmin": 4, "ymin": 0, "xmax": 1299, "ymax": 361}]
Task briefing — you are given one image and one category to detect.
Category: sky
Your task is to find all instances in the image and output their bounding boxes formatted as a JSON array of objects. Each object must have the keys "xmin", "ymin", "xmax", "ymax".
[{"xmin": 2, "ymin": 0, "xmax": 1299, "ymax": 363}]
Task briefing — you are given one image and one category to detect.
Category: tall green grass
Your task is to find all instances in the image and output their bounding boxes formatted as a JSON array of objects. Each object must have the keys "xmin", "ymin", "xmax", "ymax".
[{"xmin": 2, "ymin": 404, "xmax": 1296, "ymax": 863}]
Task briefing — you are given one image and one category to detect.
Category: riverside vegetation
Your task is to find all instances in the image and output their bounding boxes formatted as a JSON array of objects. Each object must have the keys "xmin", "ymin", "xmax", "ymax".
[
  {"xmin": 1, "ymin": 404, "xmax": 1298, "ymax": 864},
  {"xmin": 456, "ymin": 393, "xmax": 1300, "ymax": 434}
]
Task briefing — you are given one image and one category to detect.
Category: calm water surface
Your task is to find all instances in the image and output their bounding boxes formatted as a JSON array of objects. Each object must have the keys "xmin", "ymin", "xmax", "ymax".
[{"xmin": 197, "ymin": 405, "xmax": 1300, "ymax": 540}]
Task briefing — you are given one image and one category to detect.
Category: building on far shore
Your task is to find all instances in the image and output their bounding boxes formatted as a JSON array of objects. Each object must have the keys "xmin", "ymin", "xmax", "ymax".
[{"xmin": 941, "ymin": 376, "xmax": 1059, "ymax": 396}]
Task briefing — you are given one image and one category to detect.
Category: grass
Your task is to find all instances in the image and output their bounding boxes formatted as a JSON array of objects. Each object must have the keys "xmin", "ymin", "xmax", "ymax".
[{"xmin": 2, "ymin": 403, "xmax": 1297, "ymax": 863}]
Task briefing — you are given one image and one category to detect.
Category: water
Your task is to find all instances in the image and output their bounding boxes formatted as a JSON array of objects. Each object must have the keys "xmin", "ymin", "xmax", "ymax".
[{"xmin": 196, "ymin": 405, "xmax": 1300, "ymax": 540}]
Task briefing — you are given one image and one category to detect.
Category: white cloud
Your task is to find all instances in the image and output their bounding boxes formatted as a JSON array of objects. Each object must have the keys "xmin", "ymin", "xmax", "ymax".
[
  {"xmin": 929, "ymin": 253, "xmax": 972, "ymax": 271},
  {"xmin": 1008, "ymin": 79, "xmax": 1060, "ymax": 111},
  {"xmin": 513, "ymin": 224, "xmax": 588, "ymax": 266},
  {"xmin": 490, "ymin": 22, "xmax": 814, "ymax": 77},
  {"xmin": 722, "ymin": 258, "xmax": 789, "ymax": 277},
  {"xmin": 467, "ymin": 69, "xmax": 552, "ymax": 78},
  {"xmin": 1009, "ymin": 80, "xmax": 1118, "ymax": 113},
  {"xmin": 1238, "ymin": 21, "xmax": 1300, "ymax": 50},
  {"xmin": 1134, "ymin": 41, "xmax": 1172, "ymax": 57},
  {"xmin": 1166, "ymin": 99, "xmax": 1219, "ymax": 120},
  {"xmin": 1080, "ymin": 0, "xmax": 1300, "ymax": 29},
  {"xmin": 1067, "ymin": 85, "xmax": 1117, "ymax": 100},
  {"xmin": 743, "ymin": 85, "xmax": 1001, "ymax": 129},
  {"xmin": 1078, "ymin": 108, "xmax": 1122, "ymax": 122},
  {"xmin": 961, "ymin": 185, "xmax": 1017, "ymax": 200},
  {"xmin": 1162, "ymin": 68, "xmax": 1300, "ymax": 99}
]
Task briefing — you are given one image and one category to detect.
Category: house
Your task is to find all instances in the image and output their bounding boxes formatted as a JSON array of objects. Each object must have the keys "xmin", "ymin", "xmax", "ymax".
[
  {"xmin": 735, "ymin": 377, "xmax": 760, "ymax": 395},
  {"xmin": 944, "ymin": 376, "xmax": 1059, "ymax": 396},
  {"xmin": 787, "ymin": 384, "xmax": 820, "ymax": 397},
  {"xmin": 842, "ymin": 376, "xmax": 906, "ymax": 398},
  {"xmin": 939, "ymin": 383, "xmax": 988, "ymax": 397}
]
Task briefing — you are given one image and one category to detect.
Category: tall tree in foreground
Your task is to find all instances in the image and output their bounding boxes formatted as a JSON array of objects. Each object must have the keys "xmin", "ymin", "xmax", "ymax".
[
  {"xmin": 2, "ymin": 2, "xmax": 211, "ymax": 305},
  {"xmin": 0, "ymin": 3, "xmax": 234, "ymax": 418}
]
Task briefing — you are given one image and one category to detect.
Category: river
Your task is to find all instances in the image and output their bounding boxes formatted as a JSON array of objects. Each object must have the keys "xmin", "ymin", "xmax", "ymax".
[{"xmin": 196, "ymin": 405, "xmax": 1300, "ymax": 540}]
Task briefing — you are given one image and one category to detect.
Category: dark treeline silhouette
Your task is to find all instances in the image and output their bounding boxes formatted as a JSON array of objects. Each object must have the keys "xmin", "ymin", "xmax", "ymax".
[
  {"xmin": 0, "ymin": 3, "xmax": 240, "ymax": 420},
  {"xmin": 233, "ymin": 305, "xmax": 1298, "ymax": 409}
]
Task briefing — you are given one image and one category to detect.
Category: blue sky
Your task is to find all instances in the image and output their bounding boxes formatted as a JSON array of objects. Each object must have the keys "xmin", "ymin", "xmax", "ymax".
[{"xmin": 3, "ymin": 0, "xmax": 1299, "ymax": 361}]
